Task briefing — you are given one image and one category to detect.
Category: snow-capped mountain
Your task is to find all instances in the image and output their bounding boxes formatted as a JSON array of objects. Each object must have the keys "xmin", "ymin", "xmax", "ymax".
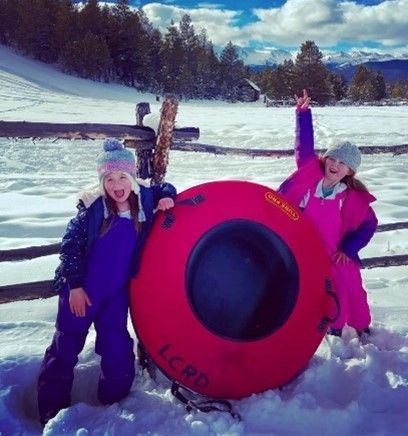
[
  {"xmin": 326, "ymin": 59, "xmax": 408, "ymax": 82},
  {"xmin": 322, "ymin": 49, "xmax": 408, "ymax": 66},
  {"xmin": 262, "ymin": 48, "xmax": 408, "ymax": 67},
  {"xmin": 250, "ymin": 48, "xmax": 408, "ymax": 81},
  {"xmin": 263, "ymin": 48, "xmax": 294, "ymax": 65}
]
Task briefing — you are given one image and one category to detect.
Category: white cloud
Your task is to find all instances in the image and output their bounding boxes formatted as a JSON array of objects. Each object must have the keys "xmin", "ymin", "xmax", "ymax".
[
  {"xmin": 141, "ymin": 0, "xmax": 408, "ymax": 63},
  {"xmin": 340, "ymin": 0, "xmax": 408, "ymax": 46},
  {"xmin": 142, "ymin": 2, "xmax": 243, "ymax": 45},
  {"xmin": 244, "ymin": 0, "xmax": 408, "ymax": 47},
  {"xmin": 196, "ymin": 3, "xmax": 225, "ymax": 9}
]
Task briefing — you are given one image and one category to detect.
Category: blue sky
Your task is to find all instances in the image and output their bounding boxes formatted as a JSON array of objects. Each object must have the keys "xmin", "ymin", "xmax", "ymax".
[{"xmin": 124, "ymin": 0, "xmax": 408, "ymax": 63}]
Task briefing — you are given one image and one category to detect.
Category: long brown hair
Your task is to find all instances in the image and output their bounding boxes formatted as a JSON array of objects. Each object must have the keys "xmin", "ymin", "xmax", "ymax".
[
  {"xmin": 319, "ymin": 156, "xmax": 368, "ymax": 192},
  {"xmin": 100, "ymin": 191, "xmax": 143, "ymax": 235}
]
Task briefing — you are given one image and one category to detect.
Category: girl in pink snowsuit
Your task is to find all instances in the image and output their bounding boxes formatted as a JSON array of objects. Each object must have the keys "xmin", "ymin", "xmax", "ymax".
[{"xmin": 278, "ymin": 91, "xmax": 377, "ymax": 338}]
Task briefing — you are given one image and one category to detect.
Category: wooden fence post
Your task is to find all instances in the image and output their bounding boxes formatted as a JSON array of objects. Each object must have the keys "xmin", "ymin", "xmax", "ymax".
[
  {"xmin": 135, "ymin": 102, "xmax": 151, "ymax": 125},
  {"xmin": 152, "ymin": 95, "xmax": 178, "ymax": 185},
  {"xmin": 126, "ymin": 102, "xmax": 153, "ymax": 179}
]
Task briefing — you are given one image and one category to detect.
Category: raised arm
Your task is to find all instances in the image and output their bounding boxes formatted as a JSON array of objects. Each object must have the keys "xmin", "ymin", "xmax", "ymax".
[{"xmin": 294, "ymin": 90, "xmax": 315, "ymax": 168}]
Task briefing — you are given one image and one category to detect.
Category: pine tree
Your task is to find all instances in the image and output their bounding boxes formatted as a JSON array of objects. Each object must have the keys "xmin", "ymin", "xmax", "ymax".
[
  {"xmin": 1, "ymin": 0, "xmax": 21, "ymax": 46},
  {"xmin": 135, "ymin": 9, "xmax": 163, "ymax": 92},
  {"xmin": 281, "ymin": 60, "xmax": 297, "ymax": 99},
  {"xmin": 254, "ymin": 59, "xmax": 295, "ymax": 101},
  {"xmin": 195, "ymin": 29, "xmax": 220, "ymax": 99},
  {"xmin": 295, "ymin": 41, "xmax": 334, "ymax": 104},
  {"xmin": 0, "ymin": 0, "xmax": 9, "ymax": 44},
  {"xmin": 106, "ymin": 2, "xmax": 152, "ymax": 88},
  {"xmin": 161, "ymin": 21, "xmax": 185, "ymax": 95},
  {"xmin": 178, "ymin": 14, "xmax": 197, "ymax": 97},
  {"xmin": 79, "ymin": 0, "xmax": 103, "ymax": 37},
  {"xmin": 61, "ymin": 32, "xmax": 112, "ymax": 81},
  {"xmin": 373, "ymin": 70, "xmax": 386, "ymax": 100},
  {"xmin": 219, "ymin": 41, "xmax": 246, "ymax": 101},
  {"xmin": 144, "ymin": 27, "xmax": 164, "ymax": 93},
  {"xmin": 15, "ymin": 0, "xmax": 59, "ymax": 62},
  {"xmin": 329, "ymin": 72, "xmax": 348, "ymax": 101},
  {"xmin": 53, "ymin": 0, "xmax": 78, "ymax": 64},
  {"xmin": 388, "ymin": 80, "xmax": 408, "ymax": 99},
  {"xmin": 249, "ymin": 64, "xmax": 270, "ymax": 97},
  {"xmin": 348, "ymin": 65, "xmax": 375, "ymax": 101}
]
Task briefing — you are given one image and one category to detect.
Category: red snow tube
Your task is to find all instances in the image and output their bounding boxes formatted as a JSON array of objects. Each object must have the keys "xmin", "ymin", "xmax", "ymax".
[{"xmin": 130, "ymin": 180, "xmax": 333, "ymax": 399}]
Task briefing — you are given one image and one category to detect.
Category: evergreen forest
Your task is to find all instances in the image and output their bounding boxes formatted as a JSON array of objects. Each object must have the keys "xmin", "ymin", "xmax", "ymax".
[{"xmin": 0, "ymin": 0, "xmax": 406, "ymax": 103}]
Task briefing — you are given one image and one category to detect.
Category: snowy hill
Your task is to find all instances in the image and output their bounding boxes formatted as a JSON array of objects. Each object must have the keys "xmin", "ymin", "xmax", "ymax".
[
  {"xmin": 0, "ymin": 45, "xmax": 408, "ymax": 435},
  {"xmin": 0, "ymin": 44, "xmax": 158, "ymax": 105}
]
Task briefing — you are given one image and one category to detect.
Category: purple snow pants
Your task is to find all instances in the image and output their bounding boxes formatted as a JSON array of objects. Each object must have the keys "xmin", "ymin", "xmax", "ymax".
[{"xmin": 38, "ymin": 217, "xmax": 137, "ymax": 425}]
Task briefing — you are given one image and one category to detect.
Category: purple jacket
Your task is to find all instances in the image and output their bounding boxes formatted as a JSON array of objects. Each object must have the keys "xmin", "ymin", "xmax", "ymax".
[
  {"xmin": 278, "ymin": 109, "xmax": 377, "ymax": 262},
  {"xmin": 53, "ymin": 182, "xmax": 177, "ymax": 292}
]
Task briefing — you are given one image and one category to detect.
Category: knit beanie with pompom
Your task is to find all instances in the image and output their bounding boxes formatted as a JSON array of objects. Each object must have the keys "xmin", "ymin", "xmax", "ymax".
[
  {"xmin": 96, "ymin": 138, "xmax": 137, "ymax": 181},
  {"xmin": 96, "ymin": 138, "xmax": 145, "ymax": 222}
]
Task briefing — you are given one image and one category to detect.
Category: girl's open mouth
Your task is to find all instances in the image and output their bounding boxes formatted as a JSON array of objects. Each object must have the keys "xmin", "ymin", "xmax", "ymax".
[{"xmin": 114, "ymin": 189, "xmax": 125, "ymax": 198}]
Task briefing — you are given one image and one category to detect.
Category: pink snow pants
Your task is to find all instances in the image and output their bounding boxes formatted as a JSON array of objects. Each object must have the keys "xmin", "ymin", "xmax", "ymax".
[{"xmin": 304, "ymin": 191, "xmax": 371, "ymax": 330}]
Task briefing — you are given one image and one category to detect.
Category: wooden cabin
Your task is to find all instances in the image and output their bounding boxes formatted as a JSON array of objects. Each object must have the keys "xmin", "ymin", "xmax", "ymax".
[{"xmin": 236, "ymin": 78, "xmax": 261, "ymax": 102}]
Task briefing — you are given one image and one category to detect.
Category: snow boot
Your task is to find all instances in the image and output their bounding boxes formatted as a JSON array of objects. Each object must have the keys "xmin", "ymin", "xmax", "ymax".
[
  {"xmin": 327, "ymin": 327, "xmax": 342, "ymax": 337},
  {"xmin": 356, "ymin": 327, "xmax": 371, "ymax": 343},
  {"xmin": 356, "ymin": 327, "xmax": 370, "ymax": 337}
]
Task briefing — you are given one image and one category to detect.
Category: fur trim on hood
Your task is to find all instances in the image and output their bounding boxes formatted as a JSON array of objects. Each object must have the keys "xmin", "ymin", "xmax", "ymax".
[{"xmin": 77, "ymin": 185, "xmax": 102, "ymax": 208}]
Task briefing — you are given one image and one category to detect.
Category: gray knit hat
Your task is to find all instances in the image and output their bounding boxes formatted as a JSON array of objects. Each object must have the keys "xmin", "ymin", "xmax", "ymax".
[{"xmin": 323, "ymin": 141, "xmax": 361, "ymax": 172}]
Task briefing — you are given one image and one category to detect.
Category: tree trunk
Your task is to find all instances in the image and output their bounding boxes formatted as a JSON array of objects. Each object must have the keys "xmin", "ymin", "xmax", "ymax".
[{"xmin": 152, "ymin": 95, "xmax": 178, "ymax": 185}]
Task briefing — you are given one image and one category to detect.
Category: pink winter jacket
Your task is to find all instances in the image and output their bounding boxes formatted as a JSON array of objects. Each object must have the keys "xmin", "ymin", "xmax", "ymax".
[{"xmin": 278, "ymin": 108, "xmax": 377, "ymax": 262}]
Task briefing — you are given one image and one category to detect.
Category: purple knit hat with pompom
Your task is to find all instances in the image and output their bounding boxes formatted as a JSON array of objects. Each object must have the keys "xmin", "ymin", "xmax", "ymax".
[
  {"xmin": 96, "ymin": 138, "xmax": 137, "ymax": 181},
  {"xmin": 96, "ymin": 138, "xmax": 146, "ymax": 222}
]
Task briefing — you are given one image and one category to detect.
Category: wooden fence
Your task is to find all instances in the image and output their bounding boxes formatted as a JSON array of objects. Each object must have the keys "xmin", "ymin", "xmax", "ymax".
[
  {"xmin": 1, "ymin": 97, "xmax": 407, "ymax": 303},
  {"xmin": 1, "ymin": 221, "xmax": 407, "ymax": 304}
]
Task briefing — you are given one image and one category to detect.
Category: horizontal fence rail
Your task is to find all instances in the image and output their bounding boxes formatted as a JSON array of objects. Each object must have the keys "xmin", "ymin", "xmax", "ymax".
[
  {"xmin": 0, "ymin": 243, "xmax": 61, "ymax": 262},
  {"xmin": 1, "ymin": 221, "xmax": 407, "ymax": 304},
  {"xmin": 1, "ymin": 123, "xmax": 407, "ymax": 158},
  {"xmin": 171, "ymin": 142, "xmax": 408, "ymax": 157},
  {"xmin": 1, "ymin": 256, "xmax": 407, "ymax": 304},
  {"xmin": 0, "ymin": 121, "xmax": 199, "ymax": 143},
  {"xmin": 1, "ymin": 222, "xmax": 407, "ymax": 263},
  {"xmin": 0, "ymin": 280, "xmax": 54, "ymax": 303},
  {"xmin": 361, "ymin": 254, "xmax": 408, "ymax": 269}
]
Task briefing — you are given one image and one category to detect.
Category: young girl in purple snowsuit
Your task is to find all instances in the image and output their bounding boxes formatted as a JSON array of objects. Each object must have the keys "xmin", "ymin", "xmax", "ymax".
[
  {"xmin": 37, "ymin": 138, "xmax": 176, "ymax": 425},
  {"xmin": 278, "ymin": 90, "xmax": 377, "ymax": 339}
]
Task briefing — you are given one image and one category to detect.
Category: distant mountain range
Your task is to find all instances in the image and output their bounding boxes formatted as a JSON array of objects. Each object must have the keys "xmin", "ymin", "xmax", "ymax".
[
  {"xmin": 250, "ymin": 48, "xmax": 408, "ymax": 82},
  {"xmin": 322, "ymin": 49, "xmax": 408, "ymax": 66},
  {"xmin": 326, "ymin": 60, "xmax": 408, "ymax": 83}
]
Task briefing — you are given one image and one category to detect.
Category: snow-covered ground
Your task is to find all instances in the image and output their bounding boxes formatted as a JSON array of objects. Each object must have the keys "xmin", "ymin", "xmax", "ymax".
[{"xmin": 0, "ymin": 44, "xmax": 407, "ymax": 435}]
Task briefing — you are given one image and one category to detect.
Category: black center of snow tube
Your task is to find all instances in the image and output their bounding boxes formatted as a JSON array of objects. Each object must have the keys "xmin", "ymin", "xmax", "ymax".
[{"xmin": 186, "ymin": 219, "xmax": 299, "ymax": 341}]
